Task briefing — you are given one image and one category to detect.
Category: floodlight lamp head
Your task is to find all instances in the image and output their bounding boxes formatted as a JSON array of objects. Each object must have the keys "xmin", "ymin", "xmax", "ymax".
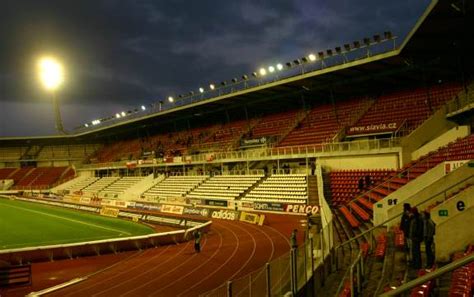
[
  {"xmin": 384, "ymin": 31, "xmax": 392, "ymax": 39},
  {"xmin": 38, "ymin": 57, "xmax": 64, "ymax": 91}
]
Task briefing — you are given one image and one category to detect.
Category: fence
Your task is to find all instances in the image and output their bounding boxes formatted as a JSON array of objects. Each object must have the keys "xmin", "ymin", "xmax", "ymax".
[{"xmin": 200, "ymin": 221, "xmax": 334, "ymax": 297}]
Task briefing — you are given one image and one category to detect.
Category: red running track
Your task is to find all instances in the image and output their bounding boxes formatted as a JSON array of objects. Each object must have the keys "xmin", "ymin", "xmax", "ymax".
[{"xmin": 4, "ymin": 217, "xmax": 300, "ymax": 297}]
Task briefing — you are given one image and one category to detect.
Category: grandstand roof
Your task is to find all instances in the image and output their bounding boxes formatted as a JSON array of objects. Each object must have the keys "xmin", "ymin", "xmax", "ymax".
[{"xmin": 0, "ymin": 0, "xmax": 472, "ymax": 146}]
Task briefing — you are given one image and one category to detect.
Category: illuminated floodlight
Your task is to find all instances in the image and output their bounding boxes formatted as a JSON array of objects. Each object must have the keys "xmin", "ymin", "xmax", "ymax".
[
  {"xmin": 115, "ymin": 113, "xmax": 121, "ymax": 118},
  {"xmin": 259, "ymin": 68, "xmax": 267, "ymax": 76},
  {"xmin": 209, "ymin": 84, "xmax": 215, "ymax": 90},
  {"xmin": 276, "ymin": 63, "xmax": 283, "ymax": 70},
  {"xmin": 308, "ymin": 54, "xmax": 316, "ymax": 61},
  {"xmin": 141, "ymin": 105, "xmax": 146, "ymax": 111},
  {"xmin": 38, "ymin": 57, "xmax": 64, "ymax": 91},
  {"xmin": 168, "ymin": 96, "xmax": 174, "ymax": 102},
  {"xmin": 268, "ymin": 66, "xmax": 275, "ymax": 73},
  {"xmin": 84, "ymin": 123, "xmax": 89, "ymax": 127},
  {"xmin": 92, "ymin": 119, "xmax": 101, "ymax": 125},
  {"xmin": 121, "ymin": 111, "xmax": 126, "ymax": 117},
  {"xmin": 199, "ymin": 87, "xmax": 204, "ymax": 93}
]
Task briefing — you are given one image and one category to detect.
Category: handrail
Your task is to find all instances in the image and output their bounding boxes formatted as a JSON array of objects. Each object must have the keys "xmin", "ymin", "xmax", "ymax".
[
  {"xmin": 336, "ymin": 172, "xmax": 474, "ymax": 249},
  {"xmin": 379, "ymin": 253, "xmax": 474, "ymax": 296},
  {"xmin": 335, "ymin": 250, "xmax": 363, "ymax": 297}
]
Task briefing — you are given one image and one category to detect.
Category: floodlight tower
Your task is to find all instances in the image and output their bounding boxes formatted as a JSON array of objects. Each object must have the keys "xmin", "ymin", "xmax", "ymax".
[{"xmin": 38, "ymin": 57, "xmax": 66, "ymax": 134}]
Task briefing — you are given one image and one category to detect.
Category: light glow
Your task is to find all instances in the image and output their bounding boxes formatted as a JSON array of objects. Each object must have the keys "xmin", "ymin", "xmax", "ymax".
[
  {"xmin": 268, "ymin": 66, "xmax": 275, "ymax": 73},
  {"xmin": 276, "ymin": 63, "xmax": 283, "ymax": 70},
  {"xmin": 141, "ymin": 105, "xmax": 146, "ymax": 111},
  {"xmin": 116, "ymin": 113, "xmax": 121, "ymax": 118},
  {"xmin": 38, "ymin": 57, "xmax": 64, "ymax": 91},
  {"xmin": 308, "ymin": 54, "xmax": 316, "ymax": 61},
  {"xmin": 199, "ymin": 87, "xmax": 204, "ymax": 93},
  {"xmin": 121, "ymin": 111, "xmax": 126, "ymax": 116},
  {"xmin": 259, "ymin": 68, "xmax": 267, "ymax": 76},
  {"xmin": 209, "ymin": 84, "xmax": 215, "ymax": 90},
  {"xmin": 168, "ymin": 96, "xmax": 174, "ymax": 102}
]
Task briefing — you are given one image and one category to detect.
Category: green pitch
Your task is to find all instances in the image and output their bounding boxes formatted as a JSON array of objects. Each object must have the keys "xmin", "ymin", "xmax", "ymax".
[{"xmin": 0, "ymin": 198, "xmax": 154, "ymax": 250}]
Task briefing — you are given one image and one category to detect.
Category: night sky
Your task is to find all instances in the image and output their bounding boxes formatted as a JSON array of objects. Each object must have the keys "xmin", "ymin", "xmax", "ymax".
[{"xmin": 0, "ymin": 0, "xmax": 430, "ymax": 137}]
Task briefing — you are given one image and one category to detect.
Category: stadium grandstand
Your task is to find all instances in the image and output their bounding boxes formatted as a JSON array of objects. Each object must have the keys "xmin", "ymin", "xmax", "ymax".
[{"xmin": 0, "ymin": 0, "xmax": 473, "ymax": 296}]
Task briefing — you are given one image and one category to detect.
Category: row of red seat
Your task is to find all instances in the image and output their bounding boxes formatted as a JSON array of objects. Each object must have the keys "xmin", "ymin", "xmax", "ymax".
[
  {"xmin": 8, "ymin": 167, "xmax": 73, "ymax": 190},
  {"xmin": 353, "ymin": 84, "xmax": 460, "ymax": 133},
  {"xmin": 410, "ymin": 269, "xmax": 436, "ymax": 296},
  {"xmin": 449, "ymin": 245, "xmax": 474, "ymax": 297},
  {"xmin": 375, "ymin": 233, "xmax": 388, "ymax": 259}
]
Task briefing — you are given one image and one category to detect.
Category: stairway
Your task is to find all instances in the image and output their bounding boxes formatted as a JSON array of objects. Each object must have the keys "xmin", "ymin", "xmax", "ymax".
[{"xmin": 307, "ymin": 175, "xmax": 318, "ymax": 205}]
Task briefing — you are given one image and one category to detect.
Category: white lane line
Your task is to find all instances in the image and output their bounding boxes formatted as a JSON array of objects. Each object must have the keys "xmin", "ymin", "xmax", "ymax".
[{"xmin": 0, "ymin": 201, "xmax": 131, "ymax": 235}]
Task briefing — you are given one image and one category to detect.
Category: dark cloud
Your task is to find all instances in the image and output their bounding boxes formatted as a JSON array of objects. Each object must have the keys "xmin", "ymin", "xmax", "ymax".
[{"xmin": 0, "ymin": 0, "xmax": 430, "ymax": 136}]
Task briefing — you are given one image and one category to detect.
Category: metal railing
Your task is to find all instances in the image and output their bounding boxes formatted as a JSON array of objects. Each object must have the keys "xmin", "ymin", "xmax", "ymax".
[
  {"xmin": 79, "ymin": 137, "xmax": 401, "ymax": 171},
  {"xmin": 380, "ymin": 253, "xmax": 474, "ymax": 296}
]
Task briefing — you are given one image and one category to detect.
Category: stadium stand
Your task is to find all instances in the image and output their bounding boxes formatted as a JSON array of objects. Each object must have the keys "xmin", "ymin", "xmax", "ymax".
[
  {"xmin": 278, "ymin": 99, "xmax": 369, "ymax": 147},
  {"xmin": 142, "ymin": 175, "xmax": 208, "ymax": 201},
  {"xmin": 242, "ymin": 174, "xmax": 308, "ymax": 203},
  {"xmin": 0, "ymin": 147, "xmax": 26, "ymax": 161},
  {"xmin": 349, "ymin": 84, "xmax": 461, "ymax": 136},
  {"xmin": 100, "ymin": 176, "xmax": 145, "ymax": 198},
  {"xmin": 199, "ymin": 119, "xmax": 253, "ymax": 151},
  {"xmin": 186, "ymin": 174, "xmax": 263, "ymax": 201},
  {"xmin": 61, "ymin": 176, "xmax": 100, "ymax": 193},
  {"xmin": 248, "ymin": 109, "xmax": 303, "ymax": 141},
  {"xmin": 0, "ymin": 168, "xmax": 17, "ymax": 179},
  {"xmin": 329, "ymin": 169, "xmax": 396, "ymax": 206},
  {"xmin": 9, "ymin": 167, "xmax": 74, "ymax": 190},
  {"xmin": 448, "ymin": 245, "xmax": 474, "ymax": 296},
  {"xmin": 81, "ymin": 177, "xmax": 120, "ymax": 194},
  {"xmin": 37, "ymin": 144, "xmax": 100, "ymax": 160},
  {"xmin": 338, "ymin": 134, "xmax": 474, "ymax": 227}
]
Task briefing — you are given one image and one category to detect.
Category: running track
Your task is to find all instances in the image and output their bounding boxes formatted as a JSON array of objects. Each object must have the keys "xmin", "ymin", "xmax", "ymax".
[{"xmin": 5, "ymin": 217, "xmax": 300, "ymax": 297}]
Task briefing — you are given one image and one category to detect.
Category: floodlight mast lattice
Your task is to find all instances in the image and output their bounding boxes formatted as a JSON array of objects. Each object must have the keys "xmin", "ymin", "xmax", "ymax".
[{"xmin": 38, "ymin": 57, "xmax": 66, "ymax": 134}]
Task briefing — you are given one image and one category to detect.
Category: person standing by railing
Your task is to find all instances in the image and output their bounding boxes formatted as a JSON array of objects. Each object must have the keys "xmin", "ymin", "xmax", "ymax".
[
  {"xmin": 409, "ymin": 207, "xmax": 424, "ymax": 269},
  {"xmin": 423, "ymin": 211, "xmax": 436, "ymax": 268},
  {"xmin": 400, "ymin": 203, "xmax": 412, "ymax": 258}
]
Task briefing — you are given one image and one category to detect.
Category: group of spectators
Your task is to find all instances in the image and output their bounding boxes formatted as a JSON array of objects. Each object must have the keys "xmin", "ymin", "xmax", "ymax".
[{"xmin": 400, "ymin": 203, "xmax": 436, "ymax": 269}]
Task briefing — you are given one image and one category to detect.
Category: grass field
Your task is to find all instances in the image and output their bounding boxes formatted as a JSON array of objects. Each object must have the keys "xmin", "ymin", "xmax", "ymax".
[{"xmin": 0, "ymin": 198, "xmax": 155, "ymax": 250}]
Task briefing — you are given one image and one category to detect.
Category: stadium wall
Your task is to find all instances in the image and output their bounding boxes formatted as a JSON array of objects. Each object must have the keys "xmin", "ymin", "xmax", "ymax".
[
  {"xmin": 318, "ymin": 153, "xmax": 399, "ymax": 170},
  {"xmin": 434, "ymin": 205, "xmax": 474, "ymax": 262},
  {"xmin": 401, "ymin": 107, "xmax": 455, "ymax": 165}
]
